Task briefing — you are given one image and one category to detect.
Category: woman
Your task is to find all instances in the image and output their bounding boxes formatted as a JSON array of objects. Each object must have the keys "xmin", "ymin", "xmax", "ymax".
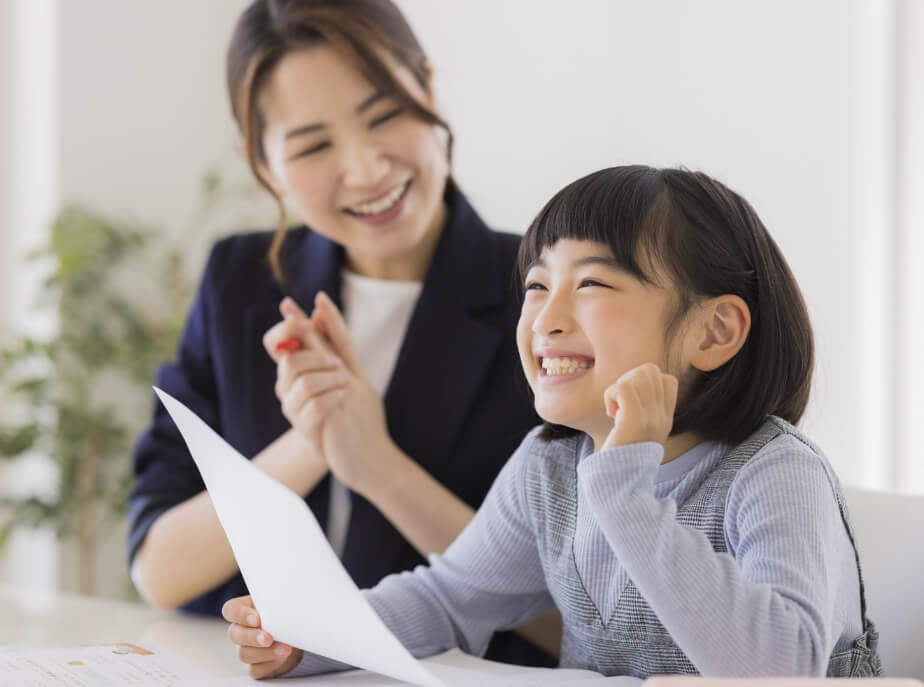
[{"xmin": 127, "ymin": 0, "xmax": 556, "ymax": 666}]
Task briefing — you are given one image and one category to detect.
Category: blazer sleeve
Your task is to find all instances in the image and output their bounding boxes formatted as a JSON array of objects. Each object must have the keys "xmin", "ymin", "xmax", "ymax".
[{"xmin": 126, "ymin": 240, "xmax": 229, "ymax": 566}]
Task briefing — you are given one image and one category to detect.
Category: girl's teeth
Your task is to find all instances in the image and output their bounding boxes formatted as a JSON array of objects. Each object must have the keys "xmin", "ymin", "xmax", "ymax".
[
  {"xmin": 350, "ymin": 182, "xmax": 407, "ymax": 216},
  {"xmin": 541, "ymin": 356, "xmax": 593, "ymax": 376}
]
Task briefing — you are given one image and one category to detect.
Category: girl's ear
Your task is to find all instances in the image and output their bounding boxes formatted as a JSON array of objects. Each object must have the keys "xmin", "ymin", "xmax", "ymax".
[{"xmin": 689, "ymin": 295, "xmax": 751, "ymax": 372}]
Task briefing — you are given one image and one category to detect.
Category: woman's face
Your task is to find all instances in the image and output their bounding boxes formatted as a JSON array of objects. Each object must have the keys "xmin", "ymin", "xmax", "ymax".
[{"xmin": 258, "ymin": 45, "xmax": 449, "ymax": 280}]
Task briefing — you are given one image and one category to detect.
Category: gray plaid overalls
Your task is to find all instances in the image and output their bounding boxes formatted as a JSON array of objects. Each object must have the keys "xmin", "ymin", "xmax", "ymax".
[{"xmin": 525, "ymin": 416, "xmax": 882, "ymax": 678}]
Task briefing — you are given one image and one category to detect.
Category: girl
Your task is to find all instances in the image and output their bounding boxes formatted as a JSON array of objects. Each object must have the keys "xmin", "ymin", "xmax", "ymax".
[
  {"xmin": 224, "ymin": 165, "xmax": 881, "ymax": 679},
  {"xmin": 128, "ymin": 0, "xmax": 556, "ymax": 666}
]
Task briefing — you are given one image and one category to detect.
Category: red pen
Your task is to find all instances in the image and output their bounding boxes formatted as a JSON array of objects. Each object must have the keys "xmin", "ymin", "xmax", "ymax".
[{"xmin": 274, "ymin": 338, "xmax": 302, "ymax": 353}]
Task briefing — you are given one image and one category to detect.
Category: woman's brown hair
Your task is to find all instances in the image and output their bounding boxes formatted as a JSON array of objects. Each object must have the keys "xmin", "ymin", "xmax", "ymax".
[
  {"xmin": 227, "ymin": 0, "xmax": 453, "ymax": 285},
  {"xmin": 518, "ymin": 166, "xmax": 815, "ymax": 445}
]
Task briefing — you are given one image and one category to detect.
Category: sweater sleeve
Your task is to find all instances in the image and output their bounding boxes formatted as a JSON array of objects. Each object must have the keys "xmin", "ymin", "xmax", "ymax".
[
  {"xmin": 287, "ymin": 429, "xmax": 555, "ymax": 678},
  {"xmin": 577, "ymin": 434, "xmax": 855, "ymax": 677}
]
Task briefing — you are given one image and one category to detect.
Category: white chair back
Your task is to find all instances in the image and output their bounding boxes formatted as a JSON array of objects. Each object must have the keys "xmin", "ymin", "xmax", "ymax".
[{"xmin": 844, "ymin": 486, "xmax": 924, "ymax": 679}]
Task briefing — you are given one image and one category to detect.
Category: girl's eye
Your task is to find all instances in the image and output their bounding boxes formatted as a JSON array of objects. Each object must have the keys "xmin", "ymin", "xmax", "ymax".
[
  {"xmin": 292, "ymin": 141, "xmax": 331, "ymax": 160},
  {"xmin": 524, "ymin": 281, "xmax": 547, "ymax": 291},
  {"xmin": 579, "ymin": 278, "xmax": 609, "ymax": 288},
  {"xmin": 370, "ymin": 108, "xmax": 403, "ymax": 128}
]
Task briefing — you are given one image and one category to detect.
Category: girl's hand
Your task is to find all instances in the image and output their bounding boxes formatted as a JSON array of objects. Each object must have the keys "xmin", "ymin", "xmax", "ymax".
[
  {"xmin": 601, "ymin": 363, "xmax": 679, "ymax": 451},
  {"xmin": 221, "ymin": 595, "xmax": 303, "ymax": 679}
]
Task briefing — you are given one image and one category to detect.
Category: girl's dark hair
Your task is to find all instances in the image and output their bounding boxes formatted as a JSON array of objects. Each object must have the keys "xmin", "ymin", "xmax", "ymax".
[
  {"xmin": 518, "ymin": 166, "xmax": 814, "ymax": 444},
  {"xmin": 227, "ymin": 0, "xmax": 453, "ymax": 284}
]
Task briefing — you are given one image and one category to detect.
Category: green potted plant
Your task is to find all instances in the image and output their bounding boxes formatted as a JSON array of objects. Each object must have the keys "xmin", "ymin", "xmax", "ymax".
[{"xmin": 0, "ymin": 166, "xmax": 270, "ymax": 595}]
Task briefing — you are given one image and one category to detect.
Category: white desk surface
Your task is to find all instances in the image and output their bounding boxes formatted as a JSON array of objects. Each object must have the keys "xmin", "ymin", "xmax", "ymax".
[
  {"xmin": 2, "ymin": 587, "xmax": 920, "ymax": 686},
  {"xmin": 0, "ymin": 585, "xmax": 245, "ymax": 677}
]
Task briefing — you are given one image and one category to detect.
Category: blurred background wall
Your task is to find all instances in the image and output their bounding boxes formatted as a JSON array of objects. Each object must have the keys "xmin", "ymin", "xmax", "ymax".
[{"xmin": 1, "ymin": 0, "xmax": 922, "ymax": 597}]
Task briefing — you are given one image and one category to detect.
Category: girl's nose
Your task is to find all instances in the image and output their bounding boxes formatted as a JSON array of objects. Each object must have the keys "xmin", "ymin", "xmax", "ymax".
[{"xmin": 532, "ymin": 293, "xmax": 571, "ymax": 336}]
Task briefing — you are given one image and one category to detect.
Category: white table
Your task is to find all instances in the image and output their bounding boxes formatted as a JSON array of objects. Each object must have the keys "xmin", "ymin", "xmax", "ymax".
[{"xmin": 0, "ymin": 586, "xmax": 245, "ymax": 677}]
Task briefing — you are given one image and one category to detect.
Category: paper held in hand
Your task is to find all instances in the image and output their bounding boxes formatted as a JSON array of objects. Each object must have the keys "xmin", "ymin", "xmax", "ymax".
[
  {"xmin": 154, "ymin": 387, "xmax": 448, "ymax": 687},
  {"xmin": 155, "ymin": 388, "xmax": 643, "ymax": 687}
]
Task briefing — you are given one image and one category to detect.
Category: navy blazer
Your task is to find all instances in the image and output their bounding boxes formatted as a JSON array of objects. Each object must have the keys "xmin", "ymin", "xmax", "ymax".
[{"xmin": 128, "ymin": 188, "xmax": 551, "ymax": 663}]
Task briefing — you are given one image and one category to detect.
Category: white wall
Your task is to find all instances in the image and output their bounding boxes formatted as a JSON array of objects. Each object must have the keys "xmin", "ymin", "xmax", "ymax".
[
  {"xmin": 45, "ymin": 0, "xmax": 924, "ymax": 494},
  {"xmin": 58, "ymin": 0, "xmax": 255, "ymax": 252},
  {"xmin": 2, "ymin": 0, "xmax": 922, "ymax": 594},
  {"xmin": 399, "ymin": 0, "xmax": 920, "ymax": 493},
  {"xmin": 0, "ymin": 0, "xmax": 60, "ymax": 592}
]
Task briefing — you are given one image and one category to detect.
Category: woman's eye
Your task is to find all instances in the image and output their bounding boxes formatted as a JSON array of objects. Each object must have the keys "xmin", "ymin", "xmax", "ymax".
[
  {"xmin": 524, "ymin": 281, "xmax": 547, "ymax": 291},
  {"xmin": 291, "ymin": 141, "xmax": 330, "ymax": 160},
  {"xmin": 370, "ymin": 108, "xmax": 403, "ymax": 128}
]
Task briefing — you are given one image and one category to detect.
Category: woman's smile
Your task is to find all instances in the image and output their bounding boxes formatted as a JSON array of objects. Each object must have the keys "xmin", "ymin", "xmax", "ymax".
[{"xmin": 344, "ymin": 179, "xmax": 412, "ymax": 225}]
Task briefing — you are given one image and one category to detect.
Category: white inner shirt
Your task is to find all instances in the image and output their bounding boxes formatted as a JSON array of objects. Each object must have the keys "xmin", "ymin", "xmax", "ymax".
[{"xmin": 326, "ymin": 268, "xmax": 423, "ymax": 558}]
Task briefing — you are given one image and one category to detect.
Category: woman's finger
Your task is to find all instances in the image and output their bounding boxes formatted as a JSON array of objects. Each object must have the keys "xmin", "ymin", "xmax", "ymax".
[
  {"xmin": 276, "ymin": 350, "xmax": 343, "ymax": 397},
  {"xmin": 293, "ymin": 385, "xmax": 347, "ymax": 429},
  {"xmin": 262, "ymin": 317, "xmax": 311, "ymax": 363},
  {"xmin": 280, "ymin": 296, "xmax": 310, "ymax": 321},
  {"xmin": 313, "ymin": 291, "xmax": 363, "ymax": 375},
  {"xmin": 280, "ymin": 297, "xmax": 337, "ymax": 357},
  {"xmin": 281, "ymin": 369, "xmax": 349, "ymax": 419}
]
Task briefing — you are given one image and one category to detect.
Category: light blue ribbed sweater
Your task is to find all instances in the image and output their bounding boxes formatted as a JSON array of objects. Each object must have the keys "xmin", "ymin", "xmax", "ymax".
[{"xmin": 289, "ymin": 427, "xmax": 863, "ymax": 678}]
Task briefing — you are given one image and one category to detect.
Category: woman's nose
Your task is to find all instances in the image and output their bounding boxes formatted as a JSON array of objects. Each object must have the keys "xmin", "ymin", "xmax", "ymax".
[{"xmin": 340, "ymin": 139, "xmax": 388, "ymax": 188}]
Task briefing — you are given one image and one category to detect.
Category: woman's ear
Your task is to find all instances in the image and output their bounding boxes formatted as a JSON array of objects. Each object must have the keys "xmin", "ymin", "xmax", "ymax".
[
  {"xmin": 689, "ymin": 295, "xmax": 751, "ymax": 372},
  {"xmin": 256, "ymin": 159, "xmax": 286, "ymax": 199},
  {"xmin": 421, "ymin": 61, "xmax": 439, "ymax": 110},
  {"xmin": 241, "ymin": 139, "xmax": 286, "ymax": 199}
]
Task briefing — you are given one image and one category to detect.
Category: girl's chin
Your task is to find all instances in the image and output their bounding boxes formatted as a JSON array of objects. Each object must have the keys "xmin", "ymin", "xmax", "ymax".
[{"xmin": 535, "ymin": 406, "xmax": 608, "ymax": 436}]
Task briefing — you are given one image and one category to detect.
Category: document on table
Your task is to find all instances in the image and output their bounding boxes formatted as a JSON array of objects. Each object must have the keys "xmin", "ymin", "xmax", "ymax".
[
  {"xmin": 154, "ymin": 388, "xmax": 642, "ymax": 687},
  {"xmin": 0, "ymin": 643, "xmax": 216, "ymax": 687}
]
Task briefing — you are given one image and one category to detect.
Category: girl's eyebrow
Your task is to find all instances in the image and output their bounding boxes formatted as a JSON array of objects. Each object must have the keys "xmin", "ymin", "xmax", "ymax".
[
  {"xmin": 573, "ymin": 255, "xmax": 622, "ymax": 270},
  {"xmin": 524, "ymin": 257, "xmax": 545, "ymax": 273},
  {"xmin": 284, "ymin": 91, "xmax": 385, "ymax": 140},
  {"xmin": 524, "ymin": 255, "xmax": 621, "ymax": 273}
]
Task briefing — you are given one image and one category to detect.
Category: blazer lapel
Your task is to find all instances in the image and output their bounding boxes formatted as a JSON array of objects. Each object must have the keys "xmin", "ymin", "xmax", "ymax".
[
  {"xmin": 341, "ymin": 191, "xmax": 511, "ymax": 583},
  {"xmin": 384, "ymin": 191, "xmax": 507, "ymax": 485}
]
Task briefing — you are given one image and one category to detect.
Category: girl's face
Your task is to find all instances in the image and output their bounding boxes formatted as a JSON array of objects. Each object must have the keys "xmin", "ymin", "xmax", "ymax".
[
  {"xmin": 258, "ymin": 45, "xmax": 449, "ymax": 280},
  {"xmin": 517, "ymin": 239, "xmax": 693, "ymax": 447}
]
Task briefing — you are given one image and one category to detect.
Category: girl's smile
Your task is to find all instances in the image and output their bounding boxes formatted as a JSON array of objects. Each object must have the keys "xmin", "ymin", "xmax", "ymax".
[
  {"xmin": 536, "ymin": 351, "xmax": 595, "ymax": 385},
  {"xmin": 517, "ymin": 239, "xmax": 683, "ymax": 447}
]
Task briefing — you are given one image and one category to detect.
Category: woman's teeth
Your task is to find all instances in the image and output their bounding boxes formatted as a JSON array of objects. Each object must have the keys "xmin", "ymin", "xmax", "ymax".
[
  {"xmin": 349, "ymin": 182, "xmax": 409, "ymax": 216},
  {"xmin": 541, "ymin": 357, "xmax": 593, "ymax": 376}
]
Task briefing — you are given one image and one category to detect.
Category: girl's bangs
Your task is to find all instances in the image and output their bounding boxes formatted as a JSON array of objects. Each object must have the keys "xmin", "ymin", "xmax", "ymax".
[{"xmin": 517, "ymin": 166, "xmax": 668, "ymax": 285}]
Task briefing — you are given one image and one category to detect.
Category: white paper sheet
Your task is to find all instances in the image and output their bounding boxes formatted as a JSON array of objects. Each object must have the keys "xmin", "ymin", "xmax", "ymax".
[
  {"xmin": 154, "ymin": 389, "xmax": 643, "ymax": 687},
  {"xmin": 0, "ymin": 643, "xmax": 214, "ymax": 687},
  {"xmin": 154, "ymin": 388, "xmax": 446, "ymax": 687}
]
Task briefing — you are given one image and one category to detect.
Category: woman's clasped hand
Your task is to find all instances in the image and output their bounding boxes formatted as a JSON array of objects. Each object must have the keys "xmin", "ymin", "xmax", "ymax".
[{"xmin": 263, "ymin": 292, "xmax": 405, "ymax": 495}]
